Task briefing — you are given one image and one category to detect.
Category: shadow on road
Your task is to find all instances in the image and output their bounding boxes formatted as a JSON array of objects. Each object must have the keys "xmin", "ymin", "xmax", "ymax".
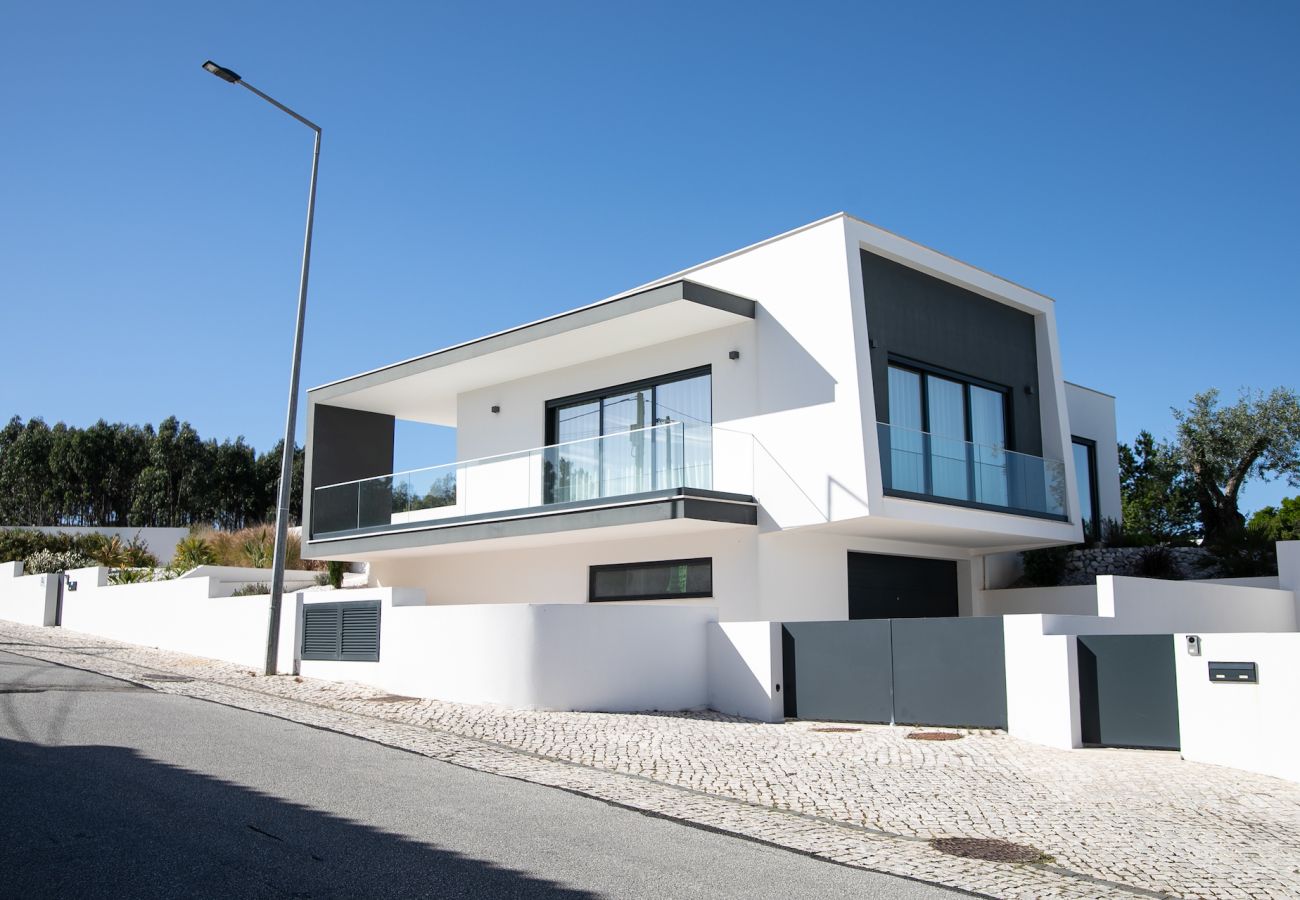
[{"xmin": 0, "ymin": 735, "xmax": 599, "ymax": 899}]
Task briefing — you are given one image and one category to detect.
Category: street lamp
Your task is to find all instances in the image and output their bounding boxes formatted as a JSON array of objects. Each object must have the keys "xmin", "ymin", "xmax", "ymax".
[{"xmin": 203, "ymin": 59, "xmax": 321, "ymax": 676}]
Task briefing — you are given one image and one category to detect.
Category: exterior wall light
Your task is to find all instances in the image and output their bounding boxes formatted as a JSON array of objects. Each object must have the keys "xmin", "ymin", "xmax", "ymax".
[
  {"xmin": 728, "ymin": 350, "xmax": 740, "ymax": 360},
  {"xmin": 491, "ymin": 405, "xmax": 501, "ymax": 414}
]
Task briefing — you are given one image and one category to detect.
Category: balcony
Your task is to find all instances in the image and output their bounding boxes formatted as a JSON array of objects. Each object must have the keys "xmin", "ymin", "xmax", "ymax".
[
  {"xmin": 877, "ymin": 422, "xmax": 1067, "ymax": 520},
  {"xmin": 310, "ymin": 422, "xmax": 761, "ymax": 541}
]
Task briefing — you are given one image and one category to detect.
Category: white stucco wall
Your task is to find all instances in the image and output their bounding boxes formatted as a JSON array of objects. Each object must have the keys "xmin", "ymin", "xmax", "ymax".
[
  {"xmin": 1064, "ymin": 383, "xmax": 1122, "ymax": 525},
  {"xmin": 368, "ymin": 527, "xmax": 761, "ymax": 619},
  {"xmin": 367, "ymin": 526, "xmax": 983, "ymax": 623},
  {"xmin": 58, "ymin": 566, "xmax": 299, "ymax": 672},
  {"xmin": 707, "ymin": 621, "xmax": 784, "ymax": 722},
  {"xmin": 1003, "ymin": 614, "xmax": 1081, "ymax": 750},
  {"xmin": 1175, "ymin": 632, "xmax": 1300, "ymax": 783},
  {"xmin": 455, "ymin": 323, "xmax": 755, "ymax": 462},
  {"xmin": 978, "ymin": 584, "xmax": 1100, "ymax": 617},
  {"xmin": 299, "ymin": 593, "xmax": 716, "ymax": 712},
  {"xmin": 1039, "ymin": 576, "xmax": 1297, "ymax": 636},
  {"xmin": 0, "ymin": 562, "xmax": 60, "ymax": 627}
]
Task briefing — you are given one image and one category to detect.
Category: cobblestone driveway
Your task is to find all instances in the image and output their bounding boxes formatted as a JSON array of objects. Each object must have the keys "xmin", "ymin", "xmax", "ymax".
[{"xmin": 2, "ymin": 621, "xmax": 1297, "ymax": 900}]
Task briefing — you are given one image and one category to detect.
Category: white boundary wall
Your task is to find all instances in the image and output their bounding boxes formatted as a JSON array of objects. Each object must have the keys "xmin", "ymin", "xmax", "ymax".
[
  {"xmin": 0, "ymin": 562, "xmax": 60, "ymax": 627},
  {"xmin": 300, "ymin": 594, "xmax": 718, "ymax": 713},
  {"xmin": 57, "ymin": 566, "xmax": 299, "ymax": 672},
  {"xmin": 1042, "ymin": 576, "xmax": 1296, "ymax": 635},
  {"xmin": 1174, "ymin": 632, "xmax": 1300, "ymax": 783},
  {"xmin": 1002, "ymin": 614, "xmax": 1081, "ymax": 750},
  {"xmin": 707, "ymin": 621, "xmax": 783, "ymax": 722},
  {"xmin": 1000, "ymin": 555, "xmax": 1299, "ymax": 755}
]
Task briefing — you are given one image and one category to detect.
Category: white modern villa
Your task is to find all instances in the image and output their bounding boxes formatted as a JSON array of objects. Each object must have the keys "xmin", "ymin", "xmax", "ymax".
[
  {"xmin": 300, "ymin": 213, "xmax": 1121, "ymax": 621},
  {"xmin": 5, "ymin": 212, "xmax": 1297, "ymax": 773}
]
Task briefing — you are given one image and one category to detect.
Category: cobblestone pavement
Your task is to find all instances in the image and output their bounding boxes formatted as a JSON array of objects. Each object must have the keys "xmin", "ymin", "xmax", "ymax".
[{"xmin": 2, "ymin": 622, "xmax": 1298, "ymax": 900}]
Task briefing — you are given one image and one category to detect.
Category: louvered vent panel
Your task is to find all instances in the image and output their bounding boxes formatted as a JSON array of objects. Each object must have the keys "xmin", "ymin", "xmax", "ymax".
[
  {"xmin": 340, "ymin": 604, "xmax": 381, "ymax": 661},
  {"xmin": 301, "ymin": 605, "xmax": 342, "ymax": 660}
]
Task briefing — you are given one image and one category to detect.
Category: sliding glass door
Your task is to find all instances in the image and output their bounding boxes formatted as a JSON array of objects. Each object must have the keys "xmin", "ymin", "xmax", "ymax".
[{"xmin": 545, "ymin": 368, "xmax": 711, "ymax": 503}]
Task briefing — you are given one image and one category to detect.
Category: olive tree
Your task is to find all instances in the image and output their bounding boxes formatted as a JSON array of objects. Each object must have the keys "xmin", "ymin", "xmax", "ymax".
[{"xmin": 1173, "ymin": 387, "xmax": 1300, "ymax": 544}]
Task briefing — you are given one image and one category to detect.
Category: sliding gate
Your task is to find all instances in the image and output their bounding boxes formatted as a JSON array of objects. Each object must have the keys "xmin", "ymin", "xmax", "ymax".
[{"xmin": 781, "ymin": 616, "xmax": 1007, "ymax": 728}]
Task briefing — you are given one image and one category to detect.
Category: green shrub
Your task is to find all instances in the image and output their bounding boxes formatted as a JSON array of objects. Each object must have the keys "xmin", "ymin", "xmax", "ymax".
[
  {"xmin": 1020, "ymin": 546, "xmax": 1070, "ymax": 587},
  {"xmin": 1098, "ymin": 518, "xmax": 1152, "ymax": 549},
  {"xmin": 231, "ymin": 582, "xmax": 269, "ymax": 597},
  {"xmin": 84, "ymin": 534, "xmax": 127, "ymax": 567},
  {"xmin": 187, "ymin": 525, "xmax": 321, "ymax": 571},
  {"xmin": 172, "ymin": 535, "xmax": 216, "ymax": 571},
  {"xmin": 1, "ymin": 529, "xmax": 106, "ymax": 565},
  {"xmin": 122, "ymin": 535, "xmax": 158, "ymax": 568},
  {"xmin": 1204, "ymin": 527, "xmax": 1278, "ymax": 578},
  {"xmin": 23, "ymin": 548, "xmax": 96, "ymax": 574},
  {"xmin": 109, "ymin": 567, "xmax": 154, "ymax": 585},
  {"xmin": 327, "ymin": 560, "xmax": 346, "ymax": 589},
  {"xmin": 1135, "ymin": 545, "xmax": 1179, "ymax": 579}
]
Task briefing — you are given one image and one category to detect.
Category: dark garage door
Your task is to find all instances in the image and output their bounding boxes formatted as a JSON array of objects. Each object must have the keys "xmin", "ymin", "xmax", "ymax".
[{"xmin": 848, "ymin": 552, "xmax": 958, "ymax": 619}]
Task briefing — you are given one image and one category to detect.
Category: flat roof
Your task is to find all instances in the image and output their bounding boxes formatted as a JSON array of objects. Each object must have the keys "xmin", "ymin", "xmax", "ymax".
[{"xmin": 310, "ymin": 279, "xmax": 755, "ymax": 424}]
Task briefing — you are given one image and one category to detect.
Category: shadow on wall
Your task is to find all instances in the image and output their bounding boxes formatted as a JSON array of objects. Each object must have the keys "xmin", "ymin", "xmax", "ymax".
[
  {"xmin": 752, "ymin": 313, "xmax": 837, "ymax": 417},
  {"xmin": 0, "ymin": 736, "xmax": 600, "ymax": 900}
]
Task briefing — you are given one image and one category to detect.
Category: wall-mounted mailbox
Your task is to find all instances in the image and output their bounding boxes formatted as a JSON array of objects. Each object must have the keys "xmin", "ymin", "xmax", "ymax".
[{"xmin": 1208, "ymin": 661, "xmax": 1258, "ymax": 684}]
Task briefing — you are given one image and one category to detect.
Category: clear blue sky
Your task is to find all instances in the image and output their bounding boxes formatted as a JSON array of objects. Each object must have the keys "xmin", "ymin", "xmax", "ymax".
[{"xmin": 2, "ymin": 2, "xmax": 1297, "ymax": 512}]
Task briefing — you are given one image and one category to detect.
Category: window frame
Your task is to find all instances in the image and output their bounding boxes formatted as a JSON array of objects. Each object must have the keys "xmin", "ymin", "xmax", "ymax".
[
  {"xmin": 545, "ymin": 365, "xmax": 713, "ymax": 445},
  {"xmin": 1071, "ymin": 435, "xmax": 1101, "ymax": 542},
  {"xmin": 885, "ymin": 355, "xmax": 1014, "ymax": 449},
  {"xmin": 588, "ymin": 557, "xmax": 714, "ymax": 603}
]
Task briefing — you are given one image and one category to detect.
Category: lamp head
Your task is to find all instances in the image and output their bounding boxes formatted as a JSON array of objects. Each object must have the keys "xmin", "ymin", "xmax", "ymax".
[{"xmin": 202, "ymin": 60, "xmax": 241, "ymax": 83}]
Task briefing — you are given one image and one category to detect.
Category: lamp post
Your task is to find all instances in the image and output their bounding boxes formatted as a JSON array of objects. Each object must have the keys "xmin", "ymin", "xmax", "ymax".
[{"xmin": 203, "ymin": 60, "xmax": 321, "ymax": 676}]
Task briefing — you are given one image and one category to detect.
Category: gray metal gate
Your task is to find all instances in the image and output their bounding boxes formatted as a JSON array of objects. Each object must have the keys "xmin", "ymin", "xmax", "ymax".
[
  {"xmin": 782, "ymin": 617, "xmax": 1007, "ymax": 728},
  {"xmin": 1077, "ymin": 634, "xmax": 1180, "ymax": 750}
]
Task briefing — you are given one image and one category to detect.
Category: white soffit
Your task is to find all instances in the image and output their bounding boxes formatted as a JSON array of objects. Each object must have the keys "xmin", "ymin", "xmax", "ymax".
[{"xmin": 312, "ymin": 283, "xmax": 753, "ymax": 425}]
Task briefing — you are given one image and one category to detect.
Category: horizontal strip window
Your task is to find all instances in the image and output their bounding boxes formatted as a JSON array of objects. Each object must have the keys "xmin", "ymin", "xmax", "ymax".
[
  {"xmin": 589, "ymin": 557, "xmax": 713, "ymax": 602},
  {"xmin": 300, "ymin": 600, "xmax": 381, "ymax": 662}
]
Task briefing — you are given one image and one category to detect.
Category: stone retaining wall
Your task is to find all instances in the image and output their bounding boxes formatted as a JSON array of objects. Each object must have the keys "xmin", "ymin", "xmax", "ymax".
[{"xmin": 1060, "ymin": 546, "xmax": 1217, "ymax": 585}]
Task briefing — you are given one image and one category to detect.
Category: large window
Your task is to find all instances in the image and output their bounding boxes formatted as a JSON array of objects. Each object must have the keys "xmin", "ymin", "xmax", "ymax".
[
  {"xmin": 1072, "ymin": 437, "xmax": 1099, "ymax": 541},
  {"xmin": 885, "ymin": 361, "xmax": 1010, "ymax": 503},
  {"xmin": 589, "ymin": 558, "xmax": 713, "ymax": 602},
  {"xmin": 545, "ymin": 368, "xmax": 711, "ymax": 502}
]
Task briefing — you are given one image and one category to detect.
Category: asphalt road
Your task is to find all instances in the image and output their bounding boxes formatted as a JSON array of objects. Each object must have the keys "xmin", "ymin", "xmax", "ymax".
[{"xmin": 0, "ymin": 650, "xmax": 960, "ymax": 899}]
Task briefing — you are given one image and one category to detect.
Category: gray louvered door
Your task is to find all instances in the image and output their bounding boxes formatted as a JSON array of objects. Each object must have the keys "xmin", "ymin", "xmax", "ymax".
[
  {"xmin": 301, "ymin": 604, "xmax": 342, "ymax": 660},
  {"xmin": 300, "ymin": 601, "xmax": 380, "ymax": 662},
  {"xmin": 340, "ymin": 604, "xmax": 381, "ymax": 661}
]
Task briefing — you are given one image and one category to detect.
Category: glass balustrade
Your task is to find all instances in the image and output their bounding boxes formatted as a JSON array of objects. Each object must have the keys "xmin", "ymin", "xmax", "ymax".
[
  {"xmin": 312, "ymin": 422, "xmax": 711, "ymax": 537},
  {"xmin": 877, "ymin": 422, "xmax": 1067, "ymax": 517}
]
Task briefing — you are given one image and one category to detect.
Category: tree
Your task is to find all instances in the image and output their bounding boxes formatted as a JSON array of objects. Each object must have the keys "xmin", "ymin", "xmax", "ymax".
[
  {"xmin": 1173, "ymin": 387, "xmax": 1300, "ymax": 544},
  {"xmin": 1118, "ymin": 430, "xmax": 1199, "ymax": 541},
  {"xmin": 1248, "ymin": 496, "xmax": 1300, "ymax": 542},
  {"xmin": 255, "ymin": 440, "xmax": 305, "ymax": 526}
]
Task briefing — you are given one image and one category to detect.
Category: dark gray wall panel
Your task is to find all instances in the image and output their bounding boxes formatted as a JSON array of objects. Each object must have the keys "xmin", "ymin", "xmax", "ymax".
[
  {"xmin": 861, "ymin": 250, "xmax": 1043, "ymax": 456},
  {"xmin": 781, "ymin": 621, "xmax": 893, "ymax": 722},
  {"xmin": 890, "ymin": 617, "xmax": 1008, "ymax": 728},
  {"xmin": 1077, "ymin": 635, "xmax": 1180, "ymax": 750},
  {"xmin": 848, "ymin": 552, "xmax": 958, "ymax": 619},
  {"xmin": 311, "ymin": 404, "xmax": 396, "ymax": 488}
]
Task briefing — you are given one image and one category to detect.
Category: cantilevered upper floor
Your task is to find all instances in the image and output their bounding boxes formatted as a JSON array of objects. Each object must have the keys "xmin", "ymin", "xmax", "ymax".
[{"xmin": 302, "ymin": 214, "xmax": 1114, "ymax": 561}]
